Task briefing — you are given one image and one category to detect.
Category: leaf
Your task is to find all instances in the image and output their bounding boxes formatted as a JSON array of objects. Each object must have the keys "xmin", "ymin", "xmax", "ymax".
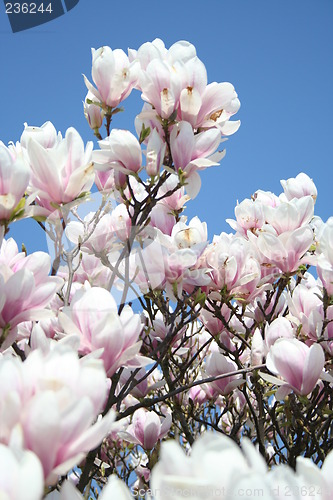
[{"xmin": 139, "ymin": 123, "xmax": 151, "ymax": 144}]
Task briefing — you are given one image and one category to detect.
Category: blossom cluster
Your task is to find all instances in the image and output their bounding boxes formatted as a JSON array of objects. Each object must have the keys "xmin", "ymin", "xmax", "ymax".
[{"xmin": 0, "ymin": 38, "xmax": 332, "ymax": 499}]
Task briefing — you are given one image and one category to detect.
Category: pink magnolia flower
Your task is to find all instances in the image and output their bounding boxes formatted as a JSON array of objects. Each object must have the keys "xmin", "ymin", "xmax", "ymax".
[
  {"xmin": 0, "ymin": 143, "xmax": 30, "ymax": 221},
  {"xmin": 226, "ymin": 197, "xmax": 265, "ymax": 236},
  {"xmin": 134, "ymin": 103, "xmax": 164, "ymax": 146},
  {"xmin": 119, "ymin": 408, "xmax": 172, "ymax": 450},
  {"xmin": 188, "ymin": 381, "xmax": 216, "ymax": 405},
  {"xmin": 59, "ymin": 286, "xmax": 143, "ymax": 377},
  {"xmin": 94, "ymin": 168, "xmax": 117, "ymax": 192},
  {"xmin": 204, "ymin": 233, "xmax": 262, "ymax": 301},
  {"xmin": 171, "ymin": 216, "xmax": 208, "ymax": 252},
  {"xmin": 317, "ymin": 255, "xmax": 333, "ymax": 296},
  {"xmin": 131, "ymin": 218, "xmax": 210, "ymax": 298},
  {"xmin": 20, "ymin": 121, "xmax": 60, "ymax": 149},
  {"xmin": 264, "ymin": 317, "xmax": 296, "ymax": 351},
  {"xmin": 253, "ymin": 189, "xmax": 280, "ymax": 208},
  {"xmin": 145, "ymin": 128, "xmax": 166, "ymax": 177},
  {"xmin": 251, "ymin": 328, "xmax": 265, "ymax": 365},
  {"xmin": 134, "ymin": 39, "xmax": 240, "ymax": 134},
  {"xmin": 83, "ymin": 91, "xmax": 105, "ymax": 130},
  {"xmin": 0, "ymin": 443, "xmax": 44, "ymax": 500},
  {"xmin": 138, "ymin": 58, "xmax": 183, "ymax": 119},
  {"xmin": 109, "ymin": 203, "xmax": 132, "ymax": 241},
  {"xmin": 25, "ymin": 126, "xmax": 94, "ymax": 213},
  {"xmin": 316, "ymin": 218, "xmax": 333, "ymax": 295},
  {"xmin": 255, "ymin": 226, "xmax": 314, "ymax": 274},
  {"xmin": 93, "ymin": 129, "xmax": 142, "ymax": 175},
  {"xmin": 65, "ymin": 204, "xmax": 132, "ymax": 256},
  {"xmin": 156, "ymin": 175, "xmax": 189, "ymax": 212},
  {"xmin": 0, "ymin": 238, "xmax": 63, "ymax": 350},
  {"xmin": 54, "ymin": 475, "xmax": 133, "ymax": 500},
  {"xmin": 205, "ymin": 351, "xmax": 245, "ymax": 395},
  {"xmin": 151, "ymin": 432, "xmax": 333, "ymax": 500},
  {"xmin": 262, "ymin": 196, "xmax": 314, "ymax": 235},
  {"xmin": 199, "ymin": 305, "xmax": 231, "ymax": 337},
  {"xmin": 130, "ymin": 39, "xmax": 195, "ymax": 73},
  {"xmin": 252, "ymin": 289, "xmax": 287, "ymax": 323},
  {"xmin": 179, "ymin": 81, "xmax": 240, "ymax": 133},
  {"xmin": 170, "ymin": 121, "xmax": 224, "ymax": 198},
  {"xmin": 69, "ymin": 252, "xmax": 112, "ymax": 289},
  {"xmin": 119, "ymin": 367, "xmax": 164, "ymax": 399},
  {"xmin": 265, "ymin": 338, "xmax": 326, "ymax": 397},
  {"xmin": 280, "ymin": 172, "xmax": 317, "ymax": 202},
  {"xmin": 0, "ymin": 346, "xmax": 115, "ymax": 485},
  {"xmin": 316, "ymin": 217, "xmax": 333, "ymax": 262},
  {"xmin": 84, "ymin": 46, "xmax": 139, "ymax": 108},
  {"xmin": 150, "ymin": 433, "xmax": 265, "ymax": 500},
  {"xmin": 149, "ymin": 204, "xmax": 176, "ymax": 236},
  {"xmin": 287, "ymin": 283, "xmax": 323, "ymax": 340}
]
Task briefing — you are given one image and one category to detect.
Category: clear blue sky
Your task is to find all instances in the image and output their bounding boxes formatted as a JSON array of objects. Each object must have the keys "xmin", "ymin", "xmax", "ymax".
[{"xmin": 1, "ymin": 0, "xmax": 332, "ymax": 253}]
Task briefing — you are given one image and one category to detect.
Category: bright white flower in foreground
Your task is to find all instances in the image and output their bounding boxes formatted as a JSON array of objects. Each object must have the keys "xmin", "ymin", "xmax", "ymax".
[
  {"xmin": 46, "ymin": 475, "xmax": 132, "ymax": 499},
  {"xmin": 0, "ymin": 443, "xmax": 44, "ymax": 500},
  {"xmin": 151, "ymin": 432, "xmax": 333, "ymax": 500}
]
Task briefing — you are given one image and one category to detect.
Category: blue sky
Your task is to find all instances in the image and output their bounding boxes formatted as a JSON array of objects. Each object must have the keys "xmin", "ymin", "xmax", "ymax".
[{"xmin": 1, "ymin": 0, "xmax": 332, "ymax": 253}]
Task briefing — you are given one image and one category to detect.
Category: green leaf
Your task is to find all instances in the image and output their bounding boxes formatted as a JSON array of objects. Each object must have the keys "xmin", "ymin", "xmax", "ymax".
[
  {"xmin": 111, "ymin": 106, "xmax": 124, "ymax": 116},
  {"xmin": 139, "ymin": 123, "xmax": 151, "ymax": 144},
  {"xmin": 33, "ymin": 216, "xmax": 47, "ymax": 223},
  {"xmin": 168, "ymin": 109, "xmax": 178, "ymax": 122},
  {"xmin": 193, "ymin": 288, "xmax": 206, "ymax": 308},
  {"xmin": 86, "ymin": 98, "xmax": 103, "ymax": 109},
  {"xmin": 76, "ymin": 191, "xmax": 91, "ymax": 200}
]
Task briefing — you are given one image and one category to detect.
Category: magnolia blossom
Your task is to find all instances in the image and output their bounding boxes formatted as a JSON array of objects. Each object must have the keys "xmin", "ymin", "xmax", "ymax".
[
  {"xmin": 119, "ymin": 367, "xmax": 164, "ymax": 399},
  {"xmin": 93, "ymin": 129, "xmax": 142, "ymax": 175},
  {"xmin": 156, "ymin": 175, "xmax": 189, "ymax": 211},
  {"xmin": 84, "ymin": 46, "xmax": 139, "ymax": 108},
  {"xmin": 59, "ymin": 286, "xmax": 143, "ymax": 377},
  {"xmin": 24, "ymin": 125, "xmax": 94, "ymax": 213},
  {"xmin": 251, "ymin": 328, "xmax": 265, "ymax": 365},
  {"xmin": 66, "ymin": 252, "xmax": 112, "ymax": 288},
  {"xmin": 138, "ymin": 56, "xmax": 184, "ymax": 119},
  {"xmin": 119, "ymin": 408, "xmax": 172, "ymax": 450},
  {"xmin": 287, "ymin": 283, "xmax": 323, "ymax": 340},
  {"xmin": 83, "ymin": 91, "xmax": 105, "ymax": 130},
  {"xmin": 264, "ymin": 317, "xmax": 296, "ymax": 351},
  {"xmin": 149, "ymin": 203, "xmax": 176, "ymax": 236},
  {"xmin": 0, "ymin": 345, "xmax": 115, "ymax": 484},
  {"xmin": 0, "ymin": 443, "xmax": 44, "ymax": 500},
  {"xmin": 281, "ymin": 172, "xmax": 317, "ymax": 201},
  {"xmin": 47, "ymin": 475, "xmax": 132, "ymax": 500},
  {"xmin": 204, "ymin": 233, "xmax": 263, "ymax": 301},
  {"xmin": 130, "ymin": 217, "xmax": 210, "ymax": 299},
  {"xmin": 133, "ymin": 39, "xmax": 240, "ymax": 133},
  {"xmin": 151, "ymin": 432, "xmax": 333, "ymax": 500},
  {"xmin": 20, "ymin": 121, "xmax": 60, "ymax": 149},
  {"xmin": 226, "ymin": 197, "xmax": 265, "ymax": 236},
  {"xmin": 145, "ymin": 127, "xmax": 166, "ymax": 177},
  {"xmin": 264, "ymin": 338, "xmax": 326, "ymax": 398},
  {"xmin": 254, "ymin": 226, "xmax": 314, "ymax": 274},
  {"xmin": 262, "ymin": 196, "xmax": 314, "ymax": 235},
  {"xmin": 65, "ymin": 209, "xmax": 126, "ymax": 255},
  {"xmin": 170, "ymin": 121, "xmax": 224, "ymax": 198},
  {"xmin": 205, "ymin": 351, "xmax": 245, "ymax": 395},
  {"xmin": 316, "ymin": 218, "xmax": 333, "ymax": 295},
  {"xmin": 0, "ymin": 238, "xmax": 63, "ymax": 350},
  {"xmin": 179, "ymin": 80, "xmax": 240, "ymax": 132},
  {"xmin": 252, "ymin": 288, "xmax": 287, "ymax": 323},
  {"xmin": 0, "ymin": 143, "xmax": 30, "ymax": 221}
]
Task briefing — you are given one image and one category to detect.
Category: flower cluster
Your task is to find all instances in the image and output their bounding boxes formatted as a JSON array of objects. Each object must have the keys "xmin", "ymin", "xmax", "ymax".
[{"xmin": 0, "ymin": 38, "xmax": 332, "ymax": 500}]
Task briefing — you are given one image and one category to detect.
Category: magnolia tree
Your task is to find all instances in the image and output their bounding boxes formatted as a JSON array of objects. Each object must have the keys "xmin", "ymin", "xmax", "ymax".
[{"xmin": 1, "ymin": 39, "xmax": 333, "ymax": 500}]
